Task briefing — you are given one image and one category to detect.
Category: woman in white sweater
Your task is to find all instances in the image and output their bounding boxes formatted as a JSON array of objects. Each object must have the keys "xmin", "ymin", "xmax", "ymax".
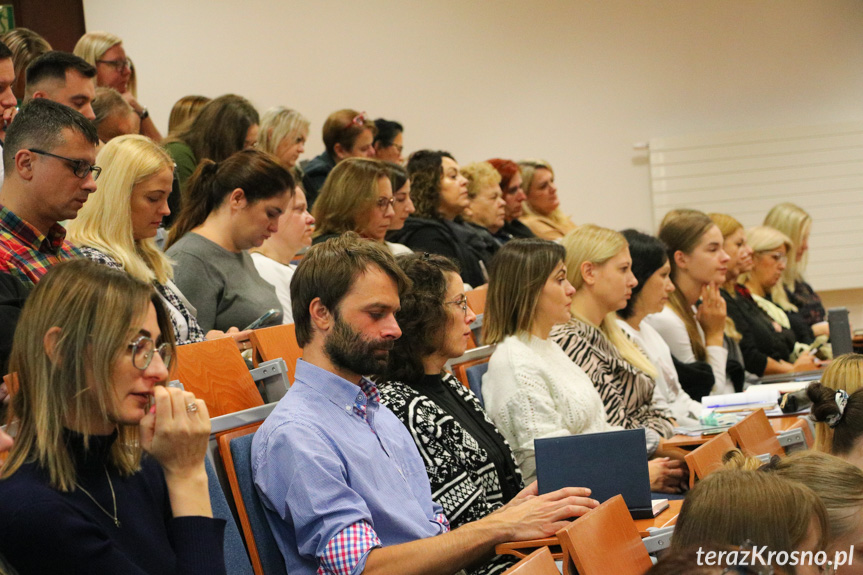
[
  {"xmin": 482, "ymin": 239, "xmax": 685, "ymax": 491},
  {"xmin": 644, "ymin": 210, "xmax": 732, "ymax": 398}
]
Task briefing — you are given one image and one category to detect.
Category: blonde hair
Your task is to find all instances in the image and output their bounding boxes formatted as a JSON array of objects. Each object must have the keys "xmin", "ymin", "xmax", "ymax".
[
  {"xmin": 1, "ymin": 260, "xmax": 175, "ymax": 491},
  {"xmin": 460, "ymin": 161, "xmax": 502, "ymax": 200},
  {"xmin": 73, "ymin": 31, "xmax": 123, "ymax": 69},
  {"xmin": 257, "ymin": 106, "xmax": 310, "ymax": 161},
  {"xmin": 708, "ymin": 212, "xmax": 744, "ymax": 342},
  {"xmin": 813, "ymin": 354, "xmax": 863, "ymax": 453},
  {"xmin": 519, "ymin": 159, "xmax": 570, "ymax": 226},
  {"xmin": 658, "ymin": 210, "xmax": 716, "ymax": 361},
  {"xmin": 562, "ymin": 225, "xmax": 657, "ymax": 379},
  {"xmin": 673, "ymin": 467, "xmax": 829, "ymax": 569},
  {"xmin": 484, "ymin": 239, "xmax": 566, "ymax": 344},
  {"xmin": 67, "ymin": 135, "xmax": 175, "ymax": 284},
  {"xmin": 168, "ymin": 95, "xmax": 210, "ymax": 136},
  {"xmin": 311, "ymin": 158, "xmax": 389, "ymax": 238},
  {"xmin": 0, "ymin": 27, "xmax": 51, "ymax": 97},
  {"xmin": 764, "ymin": 202, "xmax": 812, "ymax": 289},
  {"xmin": 742, "ymin": 226, "xmax": 795, "ymax": 311}
]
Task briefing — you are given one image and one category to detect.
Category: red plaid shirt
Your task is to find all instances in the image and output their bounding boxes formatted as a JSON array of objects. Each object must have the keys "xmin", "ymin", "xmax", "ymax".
[{"xmin": 0, "ymin": 205, "xmax": 81, "ymax": 285}]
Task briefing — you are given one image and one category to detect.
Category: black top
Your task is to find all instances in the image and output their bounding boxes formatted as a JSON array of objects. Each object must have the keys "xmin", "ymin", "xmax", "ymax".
[
  {"xmin": 671, "ymin": 355, "xmax": 715, "ymax": 403},
  {"xmin": 499, "ymin": 219, "xmax": 535, "ymax": 240},
  {"xmin": 723, "ymin": 286, "xmax": 796, "ymax": 376},
  {"xmin": 0, "ymin": 430, "xmax": 226, "ymax": 575},
  {"xmin": 787, "ymin": 279, "xmax": 826, "ymax": 326},
  {"xmin": 0, "ymin": 271, "xmax": 29, "ymax": 373},
  {"xmin": 301, "ymin": 151, "xmax": 336, "ymax": 208}
]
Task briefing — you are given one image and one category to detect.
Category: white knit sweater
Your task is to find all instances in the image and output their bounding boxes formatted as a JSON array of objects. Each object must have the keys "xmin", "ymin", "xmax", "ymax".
[{"xmin": 482, "ymin": 333, "xmax": 616, "ymax": 484}]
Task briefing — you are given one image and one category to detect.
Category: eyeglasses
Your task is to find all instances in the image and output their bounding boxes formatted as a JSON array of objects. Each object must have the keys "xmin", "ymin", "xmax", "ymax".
[
  {"xmin": 758, "ymin": 251, "xmax": 787, "ymax": 265},
  {"xmin": 29, "ymin": 149, "xmax": 101, "ymax": 180},
  {"xmin": 96, "ymin": 58, "xmax": 132, "ymax": 71},
  {"xmin": 376, "ymin": 196, "xmax": 395, "ymax": 211},
  {"xmin": 446, "ymin": 295, "xmax": 469, "ymax": 316},
  {"xmin": 349, "ymin": 111, "xmax": 367, "ymax": 127},
  {"xmin": 128, "ymin": 335, "xmax": 173, "ymax": 371}
]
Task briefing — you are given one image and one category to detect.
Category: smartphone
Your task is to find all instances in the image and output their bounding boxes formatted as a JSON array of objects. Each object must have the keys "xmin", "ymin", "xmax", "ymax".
[{"xmin": 244, "ymin": 308, "xmax": 281, "ymax": 331}]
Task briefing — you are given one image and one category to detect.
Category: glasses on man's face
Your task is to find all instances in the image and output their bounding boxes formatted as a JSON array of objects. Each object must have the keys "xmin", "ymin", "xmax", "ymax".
[
  {"xmin": 128, "ymin": 335, "xmax": 173, "ymax": 371},
  {"xmin": 758, "ymin": 251, "xmax": 787, "ymax": 265},
  {"xmin": 96, "ymin": 58, "xmax": 132, "ymax": 72},
  {"xmin": 446, "ymin": 295, "xmax": 469, "ymax": 317},
  {"xmin": 29, "ymin": 149, "xmax": 101, "ymax": 180},
  {"xmin": 376, "ymin": 196, "xmax": 395, "ymax": 212}
]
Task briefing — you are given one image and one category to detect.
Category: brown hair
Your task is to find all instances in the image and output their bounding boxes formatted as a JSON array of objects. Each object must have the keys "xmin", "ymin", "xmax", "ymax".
[
  {"xmin": 406, "ymin": 149, "xmax": 453, "ymax": 220},
  {"xmin": 312, "ymin": 158, "xmax": 390, "ymax": 238},
  {"xmin": 811, "ymin": 354, "xmax": 863, "ymax": 453},
  {"xmin": 322, "ymin": 109, "xmax": 377, "ymax": 157},
  {"xmin": 290, "ymin": 232, "xmax": 410, "ymax": 348},
  {"xmin": 808, "ymin": 379, "xmax": 863, "ymax": 457},
  {"xmin": 166, "ymin": 94, "xmax": 259, "ymax": 166},
  {"xmin": 167, "ymin": 94, "xmax": 211, "ymax": 136}
]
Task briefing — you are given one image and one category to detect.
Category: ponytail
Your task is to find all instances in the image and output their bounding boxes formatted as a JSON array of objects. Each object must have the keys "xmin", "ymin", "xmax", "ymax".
[{"xmin": 166, "ymin": 159, "xmax": 220, "ymax": 249}]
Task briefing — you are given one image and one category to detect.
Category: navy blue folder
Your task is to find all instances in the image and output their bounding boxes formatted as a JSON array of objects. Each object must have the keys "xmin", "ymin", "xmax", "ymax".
[{"xmin": 535, "ymin": 428, "xmax": 659, "ymax": 519}]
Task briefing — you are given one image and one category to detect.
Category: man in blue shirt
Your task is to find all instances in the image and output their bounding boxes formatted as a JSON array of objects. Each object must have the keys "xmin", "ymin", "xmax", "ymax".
[{"xmin": 253, "ymin": 233, "xmax": 598, "ymax": 575}]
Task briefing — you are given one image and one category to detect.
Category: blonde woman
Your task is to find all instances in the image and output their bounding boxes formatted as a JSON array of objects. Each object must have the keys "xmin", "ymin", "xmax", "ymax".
[
  {"xmin": 645, "ymin": 210, "xmax": 732, "ymax": 397},
  {"xmin": 256, "ymin": 106, "xmax": 310, "ymax": 172},
  {"xmin": 73, "ymin": 31, "xmax": 161, "ymax": 141},
  {"xmin": 460, "ymin": 161, "xmax": 506, "ymax": 238},
  {"xmin": 482, "ymin": 239, "xmax": 684, "ymax": 491},
  {"xmin": 742, "ymin": 226, "xmax": 818, "ymax": 350},
  {"xmin": 167, "ymin": 95, "xmax": 210, "ymax": 136},
  {"xmin": 517, "ymin": 160, "xmax": 576, "ymax": 241},
  {"xmin": 765, "ymin": 202, "xmax": 828, "ymax": 334},
  {"xmin": 0, "ymin": 260, "xmax": 224, "ymax": 574},
  {"xmin": 551, "ymin": 225, "xmax": 676, "ymax": 446},
  {"xmin": 0, "ymin": 27, "xmax": 51, "ymax": 100}
]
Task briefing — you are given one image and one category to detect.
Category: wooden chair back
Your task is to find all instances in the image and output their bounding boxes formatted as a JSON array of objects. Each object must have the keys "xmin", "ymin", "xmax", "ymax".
[
  {"xmin": 502, "ymin": 547, "xmax": 560, "ymax": 575},
  {"xmin": 785, "ymin": 417, "xmax": 814, "ymax": 448},
  {"xmin": 249, "ymin": 324, "xmax": 303, "ymax": 380},
  {"xmin": 684, "ymin": 432, "xmax": 737, "ymax": 488},
  {"xmin": 446, "ymin": 345, "xmax": 496, "ymax": 391},
  {"xmin": 556, "ymin": 495, "xmax": 652, "ymax": 575},
  {"xmin": 175, "ymin": 337, "xmax": 264, "ymax": 417},
  {"xmin": 466, "ymin": 284, "xmax": 488, "ymax": 315},
  {"xmin": 728, "ymin": 408, "xmax": 784, "ymax": 458}
]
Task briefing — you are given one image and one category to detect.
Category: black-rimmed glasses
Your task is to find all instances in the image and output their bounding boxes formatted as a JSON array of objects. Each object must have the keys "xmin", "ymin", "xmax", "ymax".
[
  {"xmin": 29, "ymin": 149, "xmax": 101, "ymax": 180},
  {"xmin": 128, "ymin": 335, "xmax": 173, "ymax": 371}
]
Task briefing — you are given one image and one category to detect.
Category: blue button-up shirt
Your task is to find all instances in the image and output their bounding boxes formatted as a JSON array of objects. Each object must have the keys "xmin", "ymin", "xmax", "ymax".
[{"xmin": 252, "ymin": 359, "xmax": 447, "ymax": 575}]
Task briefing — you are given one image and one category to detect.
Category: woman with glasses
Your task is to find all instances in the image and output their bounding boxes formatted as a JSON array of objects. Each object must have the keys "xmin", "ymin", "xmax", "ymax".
[
  {"xmin": 384, "ymin": 161, "xmax": 415, "ymax": 235},
  {"xmin": 73, "ymin": 31, "xmax": 161, "ymax": 142},
  {"xmin": 0, "ymin": 260, "xmax": 226, "ymax": 574},
  {"xmin": 742, "ymin": 226, "xmax": 820, "ymax": 358},
  {"xmin": 311, "ymin": 157, "xmax": 411, "ymax": 255},
  {"xmin": 372, "ymin": 118, "xmax": 404, "ymax": 164}
]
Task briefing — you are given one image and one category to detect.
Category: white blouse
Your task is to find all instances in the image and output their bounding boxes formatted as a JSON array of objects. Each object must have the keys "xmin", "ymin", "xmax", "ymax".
[{"xmin": 250, "ymin": 252, "xmax": 296, "ymax": 324}]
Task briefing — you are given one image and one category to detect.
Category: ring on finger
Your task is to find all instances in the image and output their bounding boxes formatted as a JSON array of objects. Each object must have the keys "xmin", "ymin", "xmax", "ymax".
[{"xmin": 185, "ymin": 402, "xmax": 199, "ymax": 413}]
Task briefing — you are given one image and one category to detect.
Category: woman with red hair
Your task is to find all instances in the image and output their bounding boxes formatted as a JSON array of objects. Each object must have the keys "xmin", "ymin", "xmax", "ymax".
[{"xmin": 487, "ymin": 158, "xmax": 535, "ymax": 241}]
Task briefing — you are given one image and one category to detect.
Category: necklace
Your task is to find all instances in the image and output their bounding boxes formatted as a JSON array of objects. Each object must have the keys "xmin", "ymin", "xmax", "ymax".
[{"xmin": 75, "ymin": 465, "xmax": 121, "ymax": 528}]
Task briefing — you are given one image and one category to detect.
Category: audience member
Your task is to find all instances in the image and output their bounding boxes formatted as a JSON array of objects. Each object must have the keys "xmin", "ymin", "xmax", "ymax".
[
  {"xmin": 256, "ymin": 106, "xmax": 309, "ymax": 173},
  {"xmin": 250, "ymin": 186, "xmax": 314, "ymax": 324},
  {"xmin": 0, "ymin": 27, "xmax": 50, "ymax": 101},
  {"xmin": 0, "ymin": 99, "xmax": 97, "ymax": 285},
  {"xmin": 384, "ymin": 160, "xmax": 415, "ymax": 234},
  {"xmin": 311, "ymin": 157, "xmax": 410, "ymax": 255},
  {"xmin": 672, "ymin": 468, "xmax": 828, "ymax": 570},
  {"xmin": 0, "ymin": 41, "xmax": 16, "ymax": 146},
  {"xmin": 302, "ymin": 109, "xmax": 376, "ymax": 205},
  {"xmin": 0, "ymin": 260, "xmax": 226, "ymax": 574},
  {"xmin": 645, "ymin": 210, "xmax": 732, "ymax": 399},
  {"xmin": 165, "ymin": 149, "xmax": 291, "ymax": 333},
  {"xmin": 551, "ymin": 225, "xmax": 676, "ymax": 446},
  {"xmin": 372, "ymin": 118, "xmax": 404, "ymax": 164},
  {"xmin": 765, "ymin": 202, "xmax": 828, "ymax": 334},
  {"xmin": 809, "ymin": 378, "xmax": 863, "ymax": 468},
  {"xmin": 481, "ymin": 239, "xmax": 683, "ymax": 490},
  {"xmin": 67, "ymin": 134, "xmax": 249, "ymax": 349},
  {"xmin": 617, "ymin": 229, "xmax": 703, "ymax": 426},
  {"xmin": 388, "ymin": 150, "xmax": 492, "ymax": 288},
  {"xmin": 167, "ymin": 94, "xmax": 210, "ymax": 136},
  {"xmin": 488, "ymin": 158, "xmax": 535, "ymax": 241},
  {"xmin": 0, "ymin": 271, "xmax": 27, "ymax": 374},
  {"xmin": 24, "ymin": 51, "xmax": 96, "ymax": 121},
  {"xmin": 252, "ymin": 233, "xmax": 595, "ymax": 575},
  {"xmin": 73, "ymin": 31, "xmax": 161, "ymax": 141},
  {"xmin": 460, "ymin": 161, "xmax": 506, "ymax": 245},
  {"xmin": 517, "ymin": 159, "xmax": 576, "ymax": 240},
  {"xmin": 809, "ymin": 354, "xmax": 863, "ymax": 455},
  {"xmin": 163, "ymin": 94, "xmax": 259, "ymax": 192},
  {"xmin": 92, "ymin": 87, "xmax": 140, "ymax": 142}
]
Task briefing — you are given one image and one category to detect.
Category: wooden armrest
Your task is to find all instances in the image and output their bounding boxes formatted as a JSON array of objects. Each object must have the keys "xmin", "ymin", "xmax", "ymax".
[{"xmin": 495, "ymin": 537, "xmax": 562, "ymax": 560}]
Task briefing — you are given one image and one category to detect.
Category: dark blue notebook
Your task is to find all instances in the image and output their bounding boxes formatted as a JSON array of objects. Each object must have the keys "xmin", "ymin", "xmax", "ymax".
[{"xmin": 535, "ymin": 428, "xmax": 664, "ymax": 519}]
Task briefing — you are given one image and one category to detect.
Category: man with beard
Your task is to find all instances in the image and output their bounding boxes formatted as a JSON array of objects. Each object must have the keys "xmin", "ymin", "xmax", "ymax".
[{"xmin": 253, "ymin": 233, "xmax": 595, "ymax": 575}]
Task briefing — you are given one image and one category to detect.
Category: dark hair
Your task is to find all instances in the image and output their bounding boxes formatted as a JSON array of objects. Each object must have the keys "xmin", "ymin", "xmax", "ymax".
[
  {"xmin": 808, "ymin": 382, "xmax": 863, "ymax": 456},
  {"xmin": 487, "ymin": 158, "xmax": 520, "ymax": 194},
  {"xmin": 25, "ymin": 50, "xmax": 96, "ymax": 91},
  {"xmin": 166, "ymin": 149, "xmax": 294, "ymax": 249},
  {"xmin": 372, "ymin": 118, "xmax": 403, "ymax": 148},
  {"xmin": 645, "ymin": 547, "xmax": 743, "ymax": 575},
  {"xmin": 0, "ymin": 39, "xmax": 12, "ymax": 60},
  {"xmin": 382, "ymin": 253, "xmax": 460, "ymax": 383},
  {"xmin": 172, "ymin": 94, "xmax": 259, "ymax": 164},
  {"xmin": 407, "ymin": 149, "xmax": 454, "ymax": 219},
  {"xmin": 618, "ymin": 229, "xmax": 669, "ymax": 319},
  {"xmin": 384, "ymin": 161, "xmax": 408, "ymax": 193},
  {"xmin": 3, "ymin": 98, "xmax": 98, "ymax": 172},
  {"xmin": 291, "ymin": 233, "xmax": 410, "ymax": 348},
  {"xmin": 322, "ymin": 109, "xmax": 377, "ymax": 158}
]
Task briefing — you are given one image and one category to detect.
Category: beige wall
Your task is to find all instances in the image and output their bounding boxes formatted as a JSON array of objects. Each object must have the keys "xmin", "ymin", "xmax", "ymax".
[{"xmin": 83, "ymin": 0, "xmax": 863, "ymax": 317}]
